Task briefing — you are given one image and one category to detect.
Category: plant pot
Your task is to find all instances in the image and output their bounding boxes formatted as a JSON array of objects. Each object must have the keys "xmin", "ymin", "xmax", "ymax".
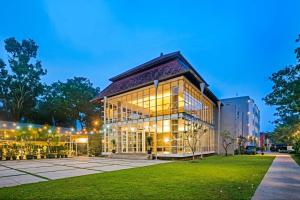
[
  {"xmin": 95, "ymin": 152, "xmax": 101, "ymax": 157},
  {"xmin": 6, "ymin": 156, "xmax": 11, "ymax": 161},
  {"xmin": 26, "ymin": 155, "xmax": 34, "ymax": 160},
  {"xmin": 12, "ymin": 156, "xmax": 17, "ymax": 160},
  {"xmin": 47, "ymin": 154, "xmax": 56, "ymax": 159}
]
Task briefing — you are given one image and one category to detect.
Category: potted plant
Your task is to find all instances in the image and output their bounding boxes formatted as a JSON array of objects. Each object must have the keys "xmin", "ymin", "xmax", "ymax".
[
  {"xmin": 33, "ymin": 145, "xmax": 40, "ymax": 159},
  {"xmin": 111, "ymin": 139, "xmax": 116, "ymax": 153},
  {"xmin": 25, "ymin": 143, "xmax": 34, "ymax": 160},
  {"xmin": 46, "ymin": 153, "xmax": 56, "ymax": 159},
  {"xmin": 11, "ymin": 144, "xmax": 18, "ymax": 160},
  {"xmin": 146, "ymin": 136, "xmax": 153, "ymax": 155},
  {"xmin": 12, "ymin": 149, "xmax": 17, "ymax": 160},
  {"xmin": 60, "ymin": 150, "xmax": 65, "ymax": 158},
  {"xmin": 56, "ymin": 146, "xmax": 64, "ymax": 158},
  {"xmin": 26, "ymin": 154, "xmax": 34, "ymax": 160},
  {"xmin": 18, "ymin": 146, "xmax": 24, "ymax": 160},
  {"xmin": 63, "ymin": 146, "xmax": 68, "ymax": 158},
  {"xmin": 40, "ymin": 149, "xmax": 45, "ymax": 159},
  {"xmin": 6, "ymin": 149, "xmax": 12, "ymax": 161}
]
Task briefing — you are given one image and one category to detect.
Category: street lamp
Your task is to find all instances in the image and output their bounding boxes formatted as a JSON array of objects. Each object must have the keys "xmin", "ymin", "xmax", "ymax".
[{"xmin": 154, "ymin": 80, "xmax": 159, "ymax": 160}]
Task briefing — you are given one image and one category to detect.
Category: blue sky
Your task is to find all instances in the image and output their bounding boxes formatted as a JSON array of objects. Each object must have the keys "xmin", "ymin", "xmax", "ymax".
[{"xmin": 0, "ymin": 0, "xmax": 299, "ymax": 131}]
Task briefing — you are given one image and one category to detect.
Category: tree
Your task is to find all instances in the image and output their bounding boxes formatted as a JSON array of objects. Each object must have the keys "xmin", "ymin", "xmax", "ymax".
[
  {"xmin": 184, "ymin": 121, "xmax": 207, "ymax": 160},
  {"xmin": 0, "ymin": 37, "xmax": 46, "ymax": 121},
  {"xmin": 146, "ymin": 136, "xmax": 153, "ymax": 154},
  {"xmin": 264, "ymin": 35, "xmax": 300, "ymax": 144},
  {"xmin": 220, "ymin": 130, "xmax": 235, "ymax": 156},
  {"xmin": 237, "ymin": 135, "xmax": 247, "ymax": 154},
  {"xmin": 292, "ymin": 129, "xmax": 300, "ymax": 153},
  {"xmin": 35, "ymin": 83, "xmax": 72, "ymax": 126},
  {"xmin": 37, "ymin": 77, "xmax": 100, "ymax": 129},
  {"xmin": 111, "ymin": 139, "xmax": 116, "ymax": 153},
  {"xmin": 0, "ymin": 59, "xmax": 9, "ymax": 119},
  {"xmin": 62, "ymin": 77, "xmax": 100, "ymax": 129}
]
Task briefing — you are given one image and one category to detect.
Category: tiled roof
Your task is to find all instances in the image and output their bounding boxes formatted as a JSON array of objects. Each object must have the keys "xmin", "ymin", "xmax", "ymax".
[{"xmin": 91, "ymin": 52, "xmax": 220, "ymax": 104}]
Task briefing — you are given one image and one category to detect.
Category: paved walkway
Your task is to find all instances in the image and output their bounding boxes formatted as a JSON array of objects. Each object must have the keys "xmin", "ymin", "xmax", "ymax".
[
  {"xmin": 0, "ymin": 157, "xmax": 168, "ymax": 188},
  {"xmin": 252, "ymin": 154, "xmax": 300, "ymax": 200}
]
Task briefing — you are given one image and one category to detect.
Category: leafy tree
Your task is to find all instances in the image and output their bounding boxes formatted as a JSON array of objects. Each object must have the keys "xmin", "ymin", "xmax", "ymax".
[
  {"xmin": 35, "ymin": 83, "xmax": 72, "ymax": 126},
  {"xmin": 60, "ymin": 77, "xmax": 100, "ymax": 129},
  {"xmin": 0, "ymin": 37, "xmax": 46, "ymax": 121},
  {"xmin": 264, "ymin": 35, "xmax": 300, "ymax": 143},
  {"xmin": 220, "ymin": 130, "xmax": 235, "ymax": 156},
  {"xmin": 184, "ymin": 121, "xmax": 207, "ymax": 160},
  {"xmin": 38, "ymin": 77, "xmax": 100, "ymax": 129},
  {"xmin": 0, "ymin": 59, "xmax": 9, "ymax": 119}
]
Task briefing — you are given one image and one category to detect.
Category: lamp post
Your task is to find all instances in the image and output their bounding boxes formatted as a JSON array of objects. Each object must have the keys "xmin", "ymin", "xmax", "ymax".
[
  {"xmin": 154, "ymin": 80, "xmax": 159, "ymax": 160},
  {"xmin": 217, "ymin": 100, "xmax": 221, "ymax": 155}
]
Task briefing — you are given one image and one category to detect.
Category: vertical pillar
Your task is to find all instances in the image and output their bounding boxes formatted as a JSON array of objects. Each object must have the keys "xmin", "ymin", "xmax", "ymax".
[
  {"xmin": 103, "ymin": 96, "xmax": 107, "ymax": 153},
  {"xmin": 217, "ymin": 101, "xmax": 221, "ymax": 155},
  {"xmin": 154, "ymin": 80, "xmax": 159, "ymax": 159},
  {"xmin": 136, "ymin": 131, "xmax": 138, "ymax": 152},
  {"xmin": 76, "ymin": 142, "xmax": 78, "ymax": 156},
  {"xmin": 121, "ymin": 131, "xmax": 124, "ymax": 153},
  {"xmin": 183, "ymin": 121, "xmax": 186, "ymax": 153},
  {"xmin": 126, "ymin": 130, "xmax": 128, "ymax": 153},
  {"xmin": 142, "ymin": 130, "xmax": 145, "ymax": 153}
]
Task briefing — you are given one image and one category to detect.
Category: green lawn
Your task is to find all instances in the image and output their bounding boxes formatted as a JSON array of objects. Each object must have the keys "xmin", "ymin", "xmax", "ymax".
[
  {"xmin": 0, "ymin": 156, "xmax": 274, "ymax": 200},
  {"xmin": 291, "ymin": 154, "xmax": 300, "ymax": 166}
]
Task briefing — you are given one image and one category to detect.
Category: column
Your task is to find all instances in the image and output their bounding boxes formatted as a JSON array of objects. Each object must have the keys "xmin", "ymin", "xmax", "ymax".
[
  {"xmin": 217, "ymin": 101, "xmax": 221, "ymax": 155},
  {"xmin": 103, "ymin": 96, "xmax": 107, "ymax": 153},
  {"xmin": 136, "ymin": 131, "xmax": 138, "ymax": 152},
  {"xmin": 126, "ymin": 130, "xmax": 128, "ymax": 153},
  {"xmin": 142, "ymin": 130, "xmax": 145, "ymax": 153},
  {"xmin": 121, "ymin": 131, "xmax": 124, "ymax": 153}
]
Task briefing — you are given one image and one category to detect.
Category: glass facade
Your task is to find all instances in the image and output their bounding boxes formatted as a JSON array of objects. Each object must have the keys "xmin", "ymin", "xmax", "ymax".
[{"xmin": 102, "ymin": 76, "xmax": 215, "ymax": 155}]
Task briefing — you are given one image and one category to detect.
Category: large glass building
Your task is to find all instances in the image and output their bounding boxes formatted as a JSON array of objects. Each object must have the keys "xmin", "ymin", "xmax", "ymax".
[{"xmin": 92, "ymin": 52, "xmax": 221, "ymax": 157}]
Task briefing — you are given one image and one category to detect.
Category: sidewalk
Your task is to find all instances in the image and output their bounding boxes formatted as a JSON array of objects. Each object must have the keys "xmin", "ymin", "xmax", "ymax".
[{"xmin": 252, "ymin": 154, "xmax": 300, "ymax": 200}]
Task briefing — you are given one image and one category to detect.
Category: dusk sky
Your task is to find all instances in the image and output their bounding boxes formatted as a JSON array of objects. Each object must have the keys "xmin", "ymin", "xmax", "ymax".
[{"xmin": 1, "ymin": 0, "xmax": 300, "ymax": 131}]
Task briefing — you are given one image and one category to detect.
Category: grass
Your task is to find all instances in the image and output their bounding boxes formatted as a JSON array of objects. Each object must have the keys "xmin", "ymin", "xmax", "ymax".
[
  {"xmin": 0, "ymin": 155, "xmax": 274, "ymax": 200},
  {"xmin": 291, "ymin": 154, "xmax": 300, "ymax": 166}
]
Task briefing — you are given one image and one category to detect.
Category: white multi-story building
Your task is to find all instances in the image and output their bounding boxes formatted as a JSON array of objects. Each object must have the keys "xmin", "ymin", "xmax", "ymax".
[{"xmin": 220, "ymin": 96, "xmax": 260, "ymax": 153}]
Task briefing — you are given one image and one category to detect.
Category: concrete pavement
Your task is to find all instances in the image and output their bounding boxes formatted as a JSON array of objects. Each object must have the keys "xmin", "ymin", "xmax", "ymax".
[
  {"xmin": 0, "ymin": 157, "xmax": 168, "ymax": 188},
  {"xmin": 252, "ymin": 154, "xmax": 300, "ymax": 200}
]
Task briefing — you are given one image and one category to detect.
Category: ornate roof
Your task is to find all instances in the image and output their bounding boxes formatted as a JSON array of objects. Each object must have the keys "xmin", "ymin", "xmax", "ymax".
[{"xmin": 91, "ymin": 51, "xmax": 220, "ymax": 105}]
